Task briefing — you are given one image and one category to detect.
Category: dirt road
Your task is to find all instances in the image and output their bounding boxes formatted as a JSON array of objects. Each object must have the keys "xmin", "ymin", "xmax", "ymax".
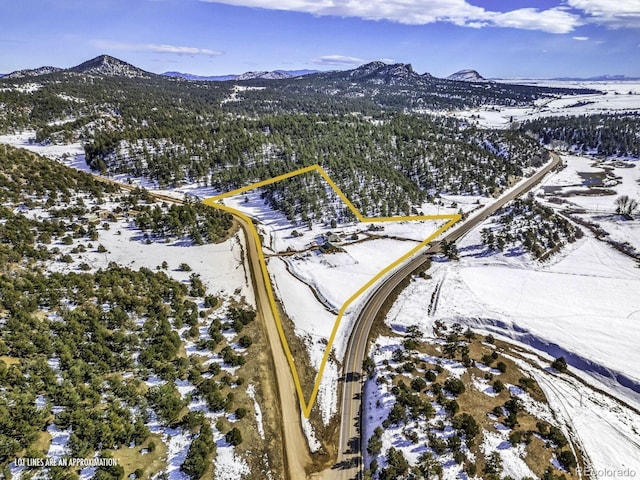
[{"xmin": 234, "ymin": 215, "xmax": 313, "ymax": 480}]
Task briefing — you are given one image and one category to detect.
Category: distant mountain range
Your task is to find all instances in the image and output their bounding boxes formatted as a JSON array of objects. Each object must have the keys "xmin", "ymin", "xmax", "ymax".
[
  {"xmin": 550, "ymin": 74, "xmax": 640, "ymax": 81},
  {"xmin": 2, "ymin": 55, "xmax": 492, "ymax": 84},
  {"xmin": 162, "ymin": 69, "xmax": 320, "ymax": 81},
  {"xmin": 4, "ymin": 54, "xmax": 629, "ymax": 87}
]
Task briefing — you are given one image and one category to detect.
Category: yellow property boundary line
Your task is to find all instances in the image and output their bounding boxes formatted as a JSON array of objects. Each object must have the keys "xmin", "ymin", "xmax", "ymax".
[{"xmin": 203, "ymin": 164, "xmax": 460, "ymax": 417}]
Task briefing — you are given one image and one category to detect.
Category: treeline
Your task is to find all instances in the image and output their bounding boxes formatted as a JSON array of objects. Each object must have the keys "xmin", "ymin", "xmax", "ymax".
[
  {"xmin": 521, "ymin": 113, "xmax": 640, "ymax": 157},
  {"xmin": 82, "ymin": 113, "xmax": 546, "ymax": 221},
  {"xmin": 481, "ymin": 195, "xmax": 582, "ymax": 259},
  {"xmin": 0, "ymin": 66, "xmax": 596, "ymax": 136}
]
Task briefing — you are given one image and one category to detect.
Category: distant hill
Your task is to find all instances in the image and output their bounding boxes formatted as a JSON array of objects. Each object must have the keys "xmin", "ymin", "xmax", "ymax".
[
  {"xmin": 5, "ymin": 66, "xmax": 63, "ymax": 79},
  {"xmin": 447, "ymin": 69, "xmax": 490, "ymax": 82},
  {"xmin": 4, "ymin": 55, "xmax": 155, "ymax": 80},
  {"xmin": 342, "ymin": 61, "xmax": 432, "ymax": 84},
  {"xmin": 4, "ymin": 55, "xmax": 156, "ymax": 79},
  {"xmin": 237, "ymin": 70, "xmax": 292, "ymax": 80},
  {"xmin": 162, "ymin": 71, "xmax": 237, "ymax": 81},
  {"xmin": 162, "ymin": 69, "xmax": 319, "ymax": 82},
  {"xmin": 67, "ymin": 55, "xmax": 155, "ymax": 79}
]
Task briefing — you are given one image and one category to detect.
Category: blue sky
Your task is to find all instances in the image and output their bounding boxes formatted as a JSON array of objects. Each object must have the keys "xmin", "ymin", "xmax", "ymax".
[{"xmin": 1, "ymin": 0, "xmax": 639, "ymax": 77}]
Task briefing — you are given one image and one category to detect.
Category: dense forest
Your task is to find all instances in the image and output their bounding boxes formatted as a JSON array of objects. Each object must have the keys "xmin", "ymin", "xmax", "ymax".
[
  {"xmin": 521, "ymin": 113, "xmax": 640, "ymax": 157},
  {"xmin": 0, "ymin": 146, "xmax": 263, "ymax": 479},
  {"xmin": 84, "ymin": 113, "xmax": 548, "ymax": 221}
]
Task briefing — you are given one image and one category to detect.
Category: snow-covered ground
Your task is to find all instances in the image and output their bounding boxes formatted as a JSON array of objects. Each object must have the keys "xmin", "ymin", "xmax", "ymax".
[
  {"xmin": 363, "ymin": 335, "xmax": 549, "ymax": 480},
  {"xmin": 379, "ymin": 155, "xmax": 640, "ymax": 471},
  {"xmin": 536, "ymin": 154, "xmax": 640, "ymax": 255},
  {"xmin": 0, "ymin": 131, "xmax": 255, "ymax": 306},
  {"xmin": 222, "ymin": 187, "xmax": 450, "ymax": 423},
  {"xmin": 428, "ymin": 81, "xmax": 640, "ymax": 129},
  {"xmin": 1, "ymin": 132, "xmax": 261, "ymax": 477}
]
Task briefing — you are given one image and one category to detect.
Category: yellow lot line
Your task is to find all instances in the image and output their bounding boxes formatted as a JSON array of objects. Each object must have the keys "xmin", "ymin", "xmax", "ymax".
[{"xmin": 203, "ymin": 164, "xmax": 460, "ymax": 417}]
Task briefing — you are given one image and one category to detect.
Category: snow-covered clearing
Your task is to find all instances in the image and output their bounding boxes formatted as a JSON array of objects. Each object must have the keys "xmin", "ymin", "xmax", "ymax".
[
  {"xmin": 426, "ymin": 79, "xmax": 640, "ymax": 128},
  {"xmin": 0, "ymin": 131, "xmax": 255, "ymax": 306},
  {"xmin": 536, "ymin": 154, "xmax": 640, "ymax": 255},
  {"xmin": 430, "ymin": 81, "xmax": 640, "ymax": 129}
]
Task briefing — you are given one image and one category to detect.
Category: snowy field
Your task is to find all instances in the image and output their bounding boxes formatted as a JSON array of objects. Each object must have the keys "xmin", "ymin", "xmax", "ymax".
[
  {"xmin": 0, "ymin": 131, "xmax": 255, "ymax": 305},
  {"xmin": 429, "ymin": 80, "xmax": 640, "ymax": 129},
  {"xmin": 536, "ymin": 154, "xmax": 640, "ymax": 255},
  {"xmin": 381, "ymin": 187, "xmax": 640, "ymax": 473}
]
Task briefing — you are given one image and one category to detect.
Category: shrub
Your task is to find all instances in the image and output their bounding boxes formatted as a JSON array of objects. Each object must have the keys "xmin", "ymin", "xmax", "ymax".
[
  {"xmin": 547, "ymin": 426, "xmax": 568, "ymax": 448},
  {"xmin": 557, "ymin": 450, "xmax": 577, "ymax": 470},
  {"xmin": 452, "ymin": 413, "xmax": 480, "ymax": 441},
  {"xmin": 204, "ymin": 295, "xmax": 218, "ymax": 308},
  {"xmin": 551, "ymin": 356, "xmax": 568, "ymax": 373},
  {"xmin": 509, "ymin": 430, "xmax": 524, "ymax": 445},
  {"xmin": 367, "ymin": 432, "xmax": 383, "ymax": 456},
  {"xmin": 493, "ymin": 379, "xmax": 505, "ymax": 393},
  {"xmin": 410, "ymin": 377, "xmax": 426, "ymax": 392},
  {"xmin": 444, "ymin": 377, "xmax": 466, "ymax": 396},
  {"xmin": 425, "ymin": 370, "xmax": 437, "ymax": 382},
  {"xmin": 496, "ymin": 361, "xmax": 507, "ymax": 373},
  {"xmin": 225, "ymin": 427, "xmax": 242, "ymax": 446},
  {"xmin": 179, "ymin": 263, "xmax": 192, "ymax": 272},
  {"xmin": 518, "ymin": 376, "xmax": 537, "ymax": 391},
  {"xmin": 481, "ymin": 353, "xmax": 495, "ymax": 365}
]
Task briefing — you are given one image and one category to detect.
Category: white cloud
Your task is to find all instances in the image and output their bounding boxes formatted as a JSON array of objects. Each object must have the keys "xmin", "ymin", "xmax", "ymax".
[
  {"xmin": 312, "ymin": 55, "xmax": 367, "ymax": 66},
  {"xmin": 312, "ymin": 55, "xmax": 397, "ymax": 67},
  {"xmin": 490, "ymin": 8, "xmax": 582, "ymax": 34},
  {"xmin": 567, "ymin": 0, "xmax": 640, "ymax": 28},
  {"xmin": 573, "ymin": 36, "xmax": 590, "ymax": 40},
  {"xmin": 200, "ymin": 0, "xmax": 584, "ymax": 33},
  {"xmin": 92, "ymin": 40, "xmax": 224, "ymax": 56}
]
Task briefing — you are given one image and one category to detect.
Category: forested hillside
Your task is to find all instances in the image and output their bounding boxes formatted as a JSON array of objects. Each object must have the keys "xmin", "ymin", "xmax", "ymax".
[
  {"xmin": 0, "ymin": 145, "xmax": 276, "ymax": 478},
  {"xmin": 0, "ymin": 60, "xmax": 592, "ymax": 222}
]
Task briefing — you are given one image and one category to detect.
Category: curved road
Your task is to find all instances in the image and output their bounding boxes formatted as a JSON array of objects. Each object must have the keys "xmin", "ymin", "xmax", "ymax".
[{"xmin": 328, "ymin": 153, "xmax": 561, "ymax": 480}]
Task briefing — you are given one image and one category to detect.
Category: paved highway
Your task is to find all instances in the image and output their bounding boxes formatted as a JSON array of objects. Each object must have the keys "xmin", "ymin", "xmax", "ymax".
[{"xmin": 328, "ymin": 153, "xmax": 561, "ymax": 480}]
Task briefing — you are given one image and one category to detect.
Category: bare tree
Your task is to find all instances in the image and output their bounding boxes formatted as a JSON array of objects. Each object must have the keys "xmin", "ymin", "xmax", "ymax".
[{"xmin": 615, "ymin": 195, "xmax": 639, "ymax": 218}]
